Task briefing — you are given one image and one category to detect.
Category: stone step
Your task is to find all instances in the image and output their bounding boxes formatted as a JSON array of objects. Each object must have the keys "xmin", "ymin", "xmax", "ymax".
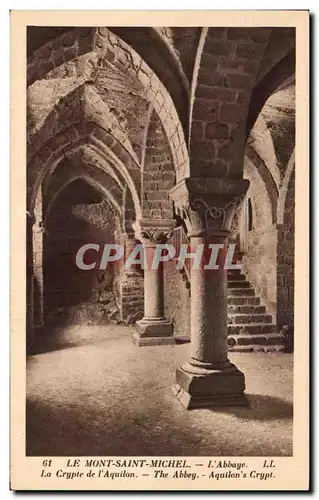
[
  {"xmin": 228, "ymin": 323, "xmax": 278, "ymax": 335},
  {"xmin": 181, "ymin": 271, "xmax": 249, "ymax": 285},
  {"xmin": 227, "ymin": 280, "xmax": 251, "ymax": 288},
  {"xmin": 228, "ymin": 332, "xmax": 285, "ymax": 348},
  {"xmin": 228, "ymin": 344, "xmax": 286, "ymax": 353},
  {"xmin": 227, "ymin": 296, "xmax": 261, "ymax": 306},
  {"xmin": 178, "ymin": 331, "xmax": 285, "ymax": 350},
  {"xmin": 228, "ymin": 288, "xmax": 255, "ymax": 297},
  {"xmin": 227, "ymin": 273, "xmax": 247, "ymax": 281},
  {"xmin": 228, "ymin": 313, "xmax": 273, "ymax": 325},
  {"xmin": 228, "ymin": 304, "xmax": 266, "ymax": 314}
]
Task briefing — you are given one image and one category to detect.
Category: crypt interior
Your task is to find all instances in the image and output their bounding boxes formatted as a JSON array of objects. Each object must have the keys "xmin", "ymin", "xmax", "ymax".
[{"xmin": 26, "ymin": 26, "xmax": 295, "ymax": 456}]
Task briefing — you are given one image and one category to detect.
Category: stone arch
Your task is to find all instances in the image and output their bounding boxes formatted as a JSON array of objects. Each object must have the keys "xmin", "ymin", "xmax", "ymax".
[
  {"xmin": 27, "ymin": 26, "xmax": 189, "ymax": 182},
  {"xmin": 247, "ymin": 50, "xmax": 295, "ymax": 136},
  {"xmin": 245, "ymin": 145, "xmax": 279, "ymax": 225},
  {"xmin": 109, "ymin": 27, "xmax": 189, "ymax": 132},
  {"xmin": 28, "ymin": 123, "xmax": 142, "ymax": 221},
  {"xmin": 141, "ymin": 110, "xmax": 175, "ymax": 220},
  {"xmin": 189, "ymin": 27, "xmax": 271, "ymax": 178},
  {"xmin": 44, "ymin": 160, "xmax": 124, "ymax": 224},
  {"xmin": 243, "ymin": 155, "xmax": 274, "ymax": 230},
  {"xmin": 46, "ymin": 175, "xmax": 121, "ymax": 222},
  {"xmin": 276, "ymin": 151, "xmax": 295, "ymax": 327},
  {"xmin": 255, "ymin": 28, "xmax": 295, "ymax": 86},
  {"xmin": 261, "ymin": 83, "xmax": 295, "ymax": 179},
  {"xmin": 29, "ymin": 154, "xmax": 129, "ymax": 335},
  {"xmin": 42, "ymin": 176, "xmax": 122, "ymax": 325},
  {"xmin": 27, "ymin": 83, "xmax": 141, "ymax": 189},
  {"xmin": 27, "ymin": 84, "xmax": 140, "ymax": 165},
  {"xmin": 247, "ymin": 114, "xmax": 281, "ymax": 190},
  {"xmin": 27, "ymin": 27, "xmax": 95, "ymax": 86},
  {"xmin": 31, "ymin": 142, "xmax": 138, "ymax": 331},
  {"xmin": 277, "ymin": 149, "xmax": 295, "ymax": 225},
  {"xmin": 240, "ymin": 155, "xmax": 278, "ymax": 318}
]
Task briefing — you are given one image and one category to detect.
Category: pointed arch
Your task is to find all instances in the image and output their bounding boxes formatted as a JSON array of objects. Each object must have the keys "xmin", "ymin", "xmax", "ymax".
[
  {"xmin": 244, "ymin": 155, "xmax": 274, "ymax": 229},
  {"xmin": 27, "ymin": 26, "xmax": 189, "ymax": 181},
  {"xmin": 247, "ymin": 50, "xmax": 295, "ymax": 136},
  {"xmin": 245, "ymin": 145, "xmax": 279, "ymax": 225},
  {"xmin": 248, "ymin": 114, "xmax": 281, "ymax": 190},
  {"xmin": 44, "ymin": 160, "xmax": 124, "ymax": 224},
  {"xmin": 28, "ymin": 123, "xmax": 142, "ymax": 221},
  {"xmin": 277, "ymin": 149, "xmax": 295, "ymax": 225},
  {"xmin": 140, "ymin": 110, "xmax": 175, "ymax": 220}
]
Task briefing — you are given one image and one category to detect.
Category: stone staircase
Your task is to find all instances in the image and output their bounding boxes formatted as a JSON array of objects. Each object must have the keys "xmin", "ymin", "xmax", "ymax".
[
  {"xmin": 227, "ymin": 269, "xmax": 285, "ymax": 352},
  {"xmin": 178, "ymin": 267, "xmax": 285, "ymax": 352},
  {"xmin": 172, "ymin": 225, "xmax": 286, "ymax": 352}
]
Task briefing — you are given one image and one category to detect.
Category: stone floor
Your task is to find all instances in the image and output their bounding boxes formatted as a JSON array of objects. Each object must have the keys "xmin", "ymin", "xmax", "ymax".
[{"xmin": 26, "ymin": 325, "xmax": 293, "ymax": 457}]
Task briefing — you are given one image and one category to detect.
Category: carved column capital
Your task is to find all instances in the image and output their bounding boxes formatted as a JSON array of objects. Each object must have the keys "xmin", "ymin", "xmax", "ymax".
[
  {"xmin": 133, "ymin": 218, "xmax": 176, "ymax": 245},
  {"xmin": 170, "ymin": 177, "xmax": 249, "ymax": 237}
]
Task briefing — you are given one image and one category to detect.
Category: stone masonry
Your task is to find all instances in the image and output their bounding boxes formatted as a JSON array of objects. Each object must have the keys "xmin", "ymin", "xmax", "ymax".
[{"xmin": 27, "ymin": 26, "xmax": 295, "ymax": 409}]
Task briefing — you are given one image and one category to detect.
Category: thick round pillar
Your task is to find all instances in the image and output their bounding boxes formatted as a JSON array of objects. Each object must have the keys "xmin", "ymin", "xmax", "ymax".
[
  {"xmin": 189, "ymin": 233, "xmax": 229, "ymax": 370},
  {"xmin": 170, "ymin": 177, "xmax": 249, "ymax": 409},
  {"xmin": 32, "ymin": 218, "xmax": 44, "ymax": 329}
]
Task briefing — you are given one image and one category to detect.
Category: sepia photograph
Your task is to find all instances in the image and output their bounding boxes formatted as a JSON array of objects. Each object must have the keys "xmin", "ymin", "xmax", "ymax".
[{"xmin": 10, "ymin": 10, "xmax": 309, "ymax": 491}]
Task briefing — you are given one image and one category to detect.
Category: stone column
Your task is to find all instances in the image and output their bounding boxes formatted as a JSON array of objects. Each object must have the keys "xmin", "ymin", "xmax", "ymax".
[
  {"xmin": 30, "ymin": 186, "xmax": 45, "ymax": 332},
  {"xmin": 26, "ymin": 215, "xmax": 35, "ymax": 352},
  {"xmin": 32, "ymin": 215, "xmax": 45, "ymax": 329},
  {"xmin": 133, "ymin": 218, "xmax": 176, "ymax": 346},
  {"xmin": 170, "ymin": 177, "xmax": 249, "ymax": 409}
]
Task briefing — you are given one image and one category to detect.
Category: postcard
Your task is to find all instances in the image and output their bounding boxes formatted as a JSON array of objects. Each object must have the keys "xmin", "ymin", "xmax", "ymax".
[{"xmin": 10, "ymin": 10, "xmax": 309, "ymax": 491}]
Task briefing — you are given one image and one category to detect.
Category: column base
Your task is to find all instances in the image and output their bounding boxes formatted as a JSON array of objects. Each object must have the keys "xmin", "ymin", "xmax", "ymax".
[
  {"xmin": 133, "ymin": 318, "xmax": 175, "ymax": 346},
  {"xmin": 172, "ymin": 362, "xmax": 247, "ymax": 409}
]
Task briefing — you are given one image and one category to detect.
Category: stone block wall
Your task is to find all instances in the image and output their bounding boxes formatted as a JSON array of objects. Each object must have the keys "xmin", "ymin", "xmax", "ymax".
[
  {"xmin": 119, "ymin": 273, "xmax": 144, "ymax": 324},
  {"xmin": 241, "ymin": 166, "xmax": 295, "ymax": 326},
  {"xmin": 277, "ymin": 170, "xmax": 295, "ymax": 326},
  {"xmin": 190, "ymin": 27, "xmax": 271, "ymax": 179},
  {"xmin": 44, "ymin": 184, "xmax": 122, "ymax": 325},
  {"xmin": 142, "ymin": 112, "xmax": 175, "ymax": 219},
  {"xmin": 241, "ymin": 157, "xmax": 278, "ymax": 320},
  {"xmin": 164, "ymin": 259, "xmax": 190, "ymax": 338},
  {"xmin": 242, "ymin": 225, "xmax": 277, "ymax": 319}
]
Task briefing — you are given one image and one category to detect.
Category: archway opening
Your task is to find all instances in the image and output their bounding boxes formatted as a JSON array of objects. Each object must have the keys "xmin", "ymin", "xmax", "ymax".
[{"xmin": 44, "ymin": 178, "xmax": 120, "ymax": 326}]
